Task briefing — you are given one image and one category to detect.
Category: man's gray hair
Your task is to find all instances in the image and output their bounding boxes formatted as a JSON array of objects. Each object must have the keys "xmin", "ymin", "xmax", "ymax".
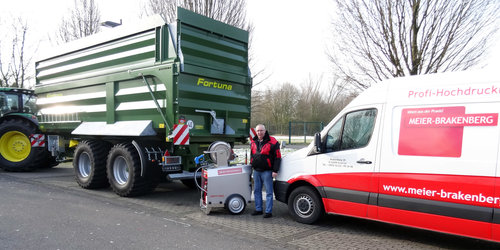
[{"xmin": 256, "ymin": 124, "xmax": 266, "ymax": 130}]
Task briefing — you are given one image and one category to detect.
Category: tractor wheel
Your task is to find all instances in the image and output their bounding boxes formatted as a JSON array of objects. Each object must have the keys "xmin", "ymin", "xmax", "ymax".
[{"xmin": 0, "ymin": 119, "xmax": 47, "ymax": 172}]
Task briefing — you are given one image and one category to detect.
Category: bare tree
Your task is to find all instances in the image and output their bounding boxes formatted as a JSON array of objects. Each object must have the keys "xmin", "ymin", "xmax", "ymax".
[
  {"xmin": 251, "ymin": 83, "xmax": 299, "ymax": 134},
  {"xmin": 252, "ymin": 78, "xmax": 357, "ymax": 135},
  {"xmin": 0, "ymin": 18, "xmax": 33, "ymax": 88},
  {"xmin": 329, "ymin": 0, "xmax": 500, "ymax": 89},
  {"xmin": 143, "ymin": 0, "xmax": 248, "ymax": 29},
  {"xmin": 296, "ymin": 76, "xmax": 323, "ymax": 123},
  {"xmin": 142, "ymin": 1, "xmax": 267, "ymax": 89},
  {"xmin": 58, "ymin": 0, "xmax": 101, "ymax": 43}
]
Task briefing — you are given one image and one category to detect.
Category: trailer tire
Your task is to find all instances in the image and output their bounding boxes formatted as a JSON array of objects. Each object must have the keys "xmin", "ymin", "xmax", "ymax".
[
  {"xmin": 288, "ymin": 186, "xmax": 324, "ymax": 224},
  {"xmin": 226, "ymin": 194, "xmax": 246, "ymax": 215},
  {"xmin": 0, "ymin": 119, "xmax": 46, "ymax": 172},
  {"xmin": 73, "ymin": 140, "xmax": 111, "ymax": 189},
  {"xmin": 107, "ymin": 143, "xmax": 151, "ymax": 197}
]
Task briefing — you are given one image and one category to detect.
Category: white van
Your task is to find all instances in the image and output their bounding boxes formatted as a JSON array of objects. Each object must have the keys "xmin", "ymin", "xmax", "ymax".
[{"xmin": 275, "ymin": 70, "xmax": 500, "ymax": 242}]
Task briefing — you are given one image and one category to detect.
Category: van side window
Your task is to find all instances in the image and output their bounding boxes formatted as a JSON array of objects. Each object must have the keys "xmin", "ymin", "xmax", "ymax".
[
  {"xmin": 325, "ymin": 117, "xmax": 344, "ymax": 152},
  {"xmin": 325, "ymin": 109, "xmax": 377, "ymax": 152}
]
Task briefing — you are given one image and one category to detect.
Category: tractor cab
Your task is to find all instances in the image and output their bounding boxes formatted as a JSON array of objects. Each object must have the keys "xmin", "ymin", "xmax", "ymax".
[{"xmin": 0, "ymin": 88, "xmax": 37, "ymax": 117}]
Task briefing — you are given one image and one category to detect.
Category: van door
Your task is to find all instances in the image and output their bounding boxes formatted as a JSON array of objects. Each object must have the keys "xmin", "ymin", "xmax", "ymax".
[{"xmin": 315, "ymin": 105, "xmax": 382, "ymax": 218}]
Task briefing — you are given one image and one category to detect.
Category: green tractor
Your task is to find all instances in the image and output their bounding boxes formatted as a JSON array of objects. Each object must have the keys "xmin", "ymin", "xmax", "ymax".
[{"xmin": 0, "ymin": 88, "xmax": 55, "ymax": 171}]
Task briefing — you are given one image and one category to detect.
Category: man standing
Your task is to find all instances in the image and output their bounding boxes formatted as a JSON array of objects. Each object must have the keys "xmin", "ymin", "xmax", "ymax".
[{"xmin": 250, "ymin": 124, "xmax": 281, "ymax": 218}]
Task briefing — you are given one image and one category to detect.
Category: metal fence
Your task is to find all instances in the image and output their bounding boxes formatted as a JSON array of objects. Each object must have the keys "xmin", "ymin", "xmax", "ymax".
[
  {"xmin": 286, "ymin": 121, "xmax": 324, "ymax": 144},
  {"xmin": 254, "ymin": 121, "xmax": 324, "ymax": 144}
]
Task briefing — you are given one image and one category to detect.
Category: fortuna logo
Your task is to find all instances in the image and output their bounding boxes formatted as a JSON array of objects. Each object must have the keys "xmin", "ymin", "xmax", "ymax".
[{"xmin": 197, "ymin": 78, "xmax": 233, "ymax": 90}]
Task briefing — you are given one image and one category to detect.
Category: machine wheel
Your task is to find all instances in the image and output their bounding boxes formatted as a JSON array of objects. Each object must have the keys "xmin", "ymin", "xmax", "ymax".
[
  {"xmin": 73, "ymin": 140, "xmax": 110, "ymax": 189},
  {"xmin": 226, "ymin": 194, "xmax": 246, "ymax": 215},
  {"xmin": 106, "ymin": 143, "xmax": 151, "ymax": 197},
  {"xmin": 0, "ymin": 119, "xmax": 46, "ymax": 172},
  {"xmin": 288, "ymin": 186, "xmax": 324, "ymax": 224}
]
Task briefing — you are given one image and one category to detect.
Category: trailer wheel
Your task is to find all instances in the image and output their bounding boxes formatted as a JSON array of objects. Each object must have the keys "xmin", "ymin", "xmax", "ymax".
[
  {"xmin": 288, "ymin": 186, "xmax": 324, "ymax": 224},
  {"xmin": 0, "ymin": 119, "xmax": 46, "ymax": 172},
  {"xmin": 225, "ymin": 194, "xmax": 246, "ymax": 215},
  {"xmin": 107, "ymin": 143, "xmax": 150, "ymax": 197},
  {"xmin": 73, "ymin": 140, "xmax": 110, "ymax": 189}
]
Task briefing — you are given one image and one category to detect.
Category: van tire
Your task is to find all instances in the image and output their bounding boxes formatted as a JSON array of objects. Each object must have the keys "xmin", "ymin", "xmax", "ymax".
[
  {"xmin": 288, "ymin": 186, "xmax": 324, "ymax": 224},
  {"xmin": 73, "ymin": 140, "xmax": 110, "ymax": 189}
]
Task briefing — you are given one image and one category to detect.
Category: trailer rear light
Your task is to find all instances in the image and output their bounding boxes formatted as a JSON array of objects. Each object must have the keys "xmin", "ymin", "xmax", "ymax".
[{"xmin": 162, "ymin": 156, "xmax": 181, "ymax": 165}]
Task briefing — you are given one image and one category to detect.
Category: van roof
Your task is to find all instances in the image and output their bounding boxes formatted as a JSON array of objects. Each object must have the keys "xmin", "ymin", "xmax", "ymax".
[{"xmin": 347, "ymin": 69, "xmax": 499, "ymax": 109}]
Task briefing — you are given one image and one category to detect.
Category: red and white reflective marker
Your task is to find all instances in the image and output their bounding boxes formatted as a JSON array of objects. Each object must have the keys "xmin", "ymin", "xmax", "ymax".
[
  {"xmin": 30, "ymin": 134, "xmax": 46, "ymax": 147},
  {"xmin": 173, "ymin": 124, "xmax": 189, "ymax": 145},
  {"xmin": 249, "ymin": 128, "xmax": 256, "ymax": 141}
]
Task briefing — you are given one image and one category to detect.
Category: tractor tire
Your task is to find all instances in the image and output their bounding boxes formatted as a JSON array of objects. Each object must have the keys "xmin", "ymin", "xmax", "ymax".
[
  {"xmin": 106, "ymin": 143, "xmax": 154, "ymax": 197},
  {"xmin": 0, "ymin": 119, "xmax": 48, "ymax": 172},
  {"xmin": 73, "ymin": 140, "xmax": 111, "ymax": 189}
]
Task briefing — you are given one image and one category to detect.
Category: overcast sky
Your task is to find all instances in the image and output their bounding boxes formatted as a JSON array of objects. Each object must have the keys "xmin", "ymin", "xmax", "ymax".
[{"xmin": 1, "ymin": 0, "xmax": 499, "ymax": 89}]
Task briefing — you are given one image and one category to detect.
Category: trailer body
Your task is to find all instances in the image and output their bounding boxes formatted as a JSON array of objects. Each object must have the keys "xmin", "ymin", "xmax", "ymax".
[{"xmin": 35, "ymin": 8, "xmax": 251, "ymax": 195}]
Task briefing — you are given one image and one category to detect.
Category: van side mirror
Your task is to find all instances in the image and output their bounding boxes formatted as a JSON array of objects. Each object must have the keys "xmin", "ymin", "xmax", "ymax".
[{"xmin": 314, "ymin": 132, "xmax": 322, "ymax": 153}]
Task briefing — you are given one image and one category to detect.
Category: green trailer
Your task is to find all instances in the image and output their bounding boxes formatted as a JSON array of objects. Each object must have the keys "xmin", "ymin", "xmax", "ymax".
[{"xmin": 35, "ymin": 8, "xmax": 251, "ymax": 196}]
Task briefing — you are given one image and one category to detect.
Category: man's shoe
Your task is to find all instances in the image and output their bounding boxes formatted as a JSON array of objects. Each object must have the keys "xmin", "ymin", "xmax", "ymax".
[
  {"xmin": 263, "ymin": 213, "xmax": 272, "ymax": 218},
  {"xmin": 251, "ymin": 211, "xmax": 263, "ymax": 216}
]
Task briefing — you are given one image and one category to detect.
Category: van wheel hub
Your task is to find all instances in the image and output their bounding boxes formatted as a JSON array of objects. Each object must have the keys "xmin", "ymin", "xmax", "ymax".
[{"xmin": 295, "ymin": 195, "xmax": 314, "ymax": 217}]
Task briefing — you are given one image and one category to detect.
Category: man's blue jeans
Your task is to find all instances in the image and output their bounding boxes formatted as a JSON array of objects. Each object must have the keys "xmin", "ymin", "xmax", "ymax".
[{"xmin": 253, "ymin": 170, "xmax": 273, "ymax": 214}]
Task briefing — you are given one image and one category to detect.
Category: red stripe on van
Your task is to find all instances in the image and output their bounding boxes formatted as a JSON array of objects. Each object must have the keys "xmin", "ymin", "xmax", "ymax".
[
  {"xmin": 320, "ymin": 193, "xmax": 494, "ymax": 241},
  {"xmin": 377, "ymin": 206, "xmax": 492, "ymax": 241},
  {"xmin": 377, "ymin": 173, "xmax": 496, "ymax": 208},
  {"xmin": 307, "ymin": 172, "xmax": 497, "ymax": 208}
]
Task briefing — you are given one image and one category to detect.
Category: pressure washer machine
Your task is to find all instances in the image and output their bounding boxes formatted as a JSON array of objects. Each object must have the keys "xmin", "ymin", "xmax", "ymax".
[{"xmin": 195, "ymin": 141, "xmax": 252, "ymax": 215}]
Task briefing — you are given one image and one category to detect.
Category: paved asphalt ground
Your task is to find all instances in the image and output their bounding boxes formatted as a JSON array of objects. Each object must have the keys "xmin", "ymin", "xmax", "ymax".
[{"xmin": 1, "ymin": 162, "xmax": 500, "ymax": 249}]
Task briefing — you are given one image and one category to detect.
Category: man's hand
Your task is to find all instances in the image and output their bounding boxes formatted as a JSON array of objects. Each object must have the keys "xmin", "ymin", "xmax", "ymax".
[{"xmin": 272, "ymin": 172, "xmax": 278, "ymax": 178}]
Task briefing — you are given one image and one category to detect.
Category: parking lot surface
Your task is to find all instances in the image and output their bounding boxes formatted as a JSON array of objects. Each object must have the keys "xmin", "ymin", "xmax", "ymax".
[{"xmin": 1, "ymin": 162, "xmax": 500, "ymax": 249}]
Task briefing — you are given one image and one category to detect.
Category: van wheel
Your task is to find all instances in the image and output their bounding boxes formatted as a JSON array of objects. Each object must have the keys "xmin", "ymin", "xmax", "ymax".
[
  {"xmin": 288, "ymin": 186, "xmax": 324, "ymax": 224},
  {"xmin": 73, "ymin": 140, "xmax": 110, "ymax": 189},
  {"xmin": 106, "ymin": 143, "xmax": 150, "ymax": 197}
]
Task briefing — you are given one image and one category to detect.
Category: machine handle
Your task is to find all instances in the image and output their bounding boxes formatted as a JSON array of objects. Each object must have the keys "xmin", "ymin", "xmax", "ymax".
[
  {"xmin": 194, "ymin": 166, "xmax": 206, "ymax": 192},
  {"xmin": 194, "ymin": 154, "xmax": 205, "ymax": 164}
]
